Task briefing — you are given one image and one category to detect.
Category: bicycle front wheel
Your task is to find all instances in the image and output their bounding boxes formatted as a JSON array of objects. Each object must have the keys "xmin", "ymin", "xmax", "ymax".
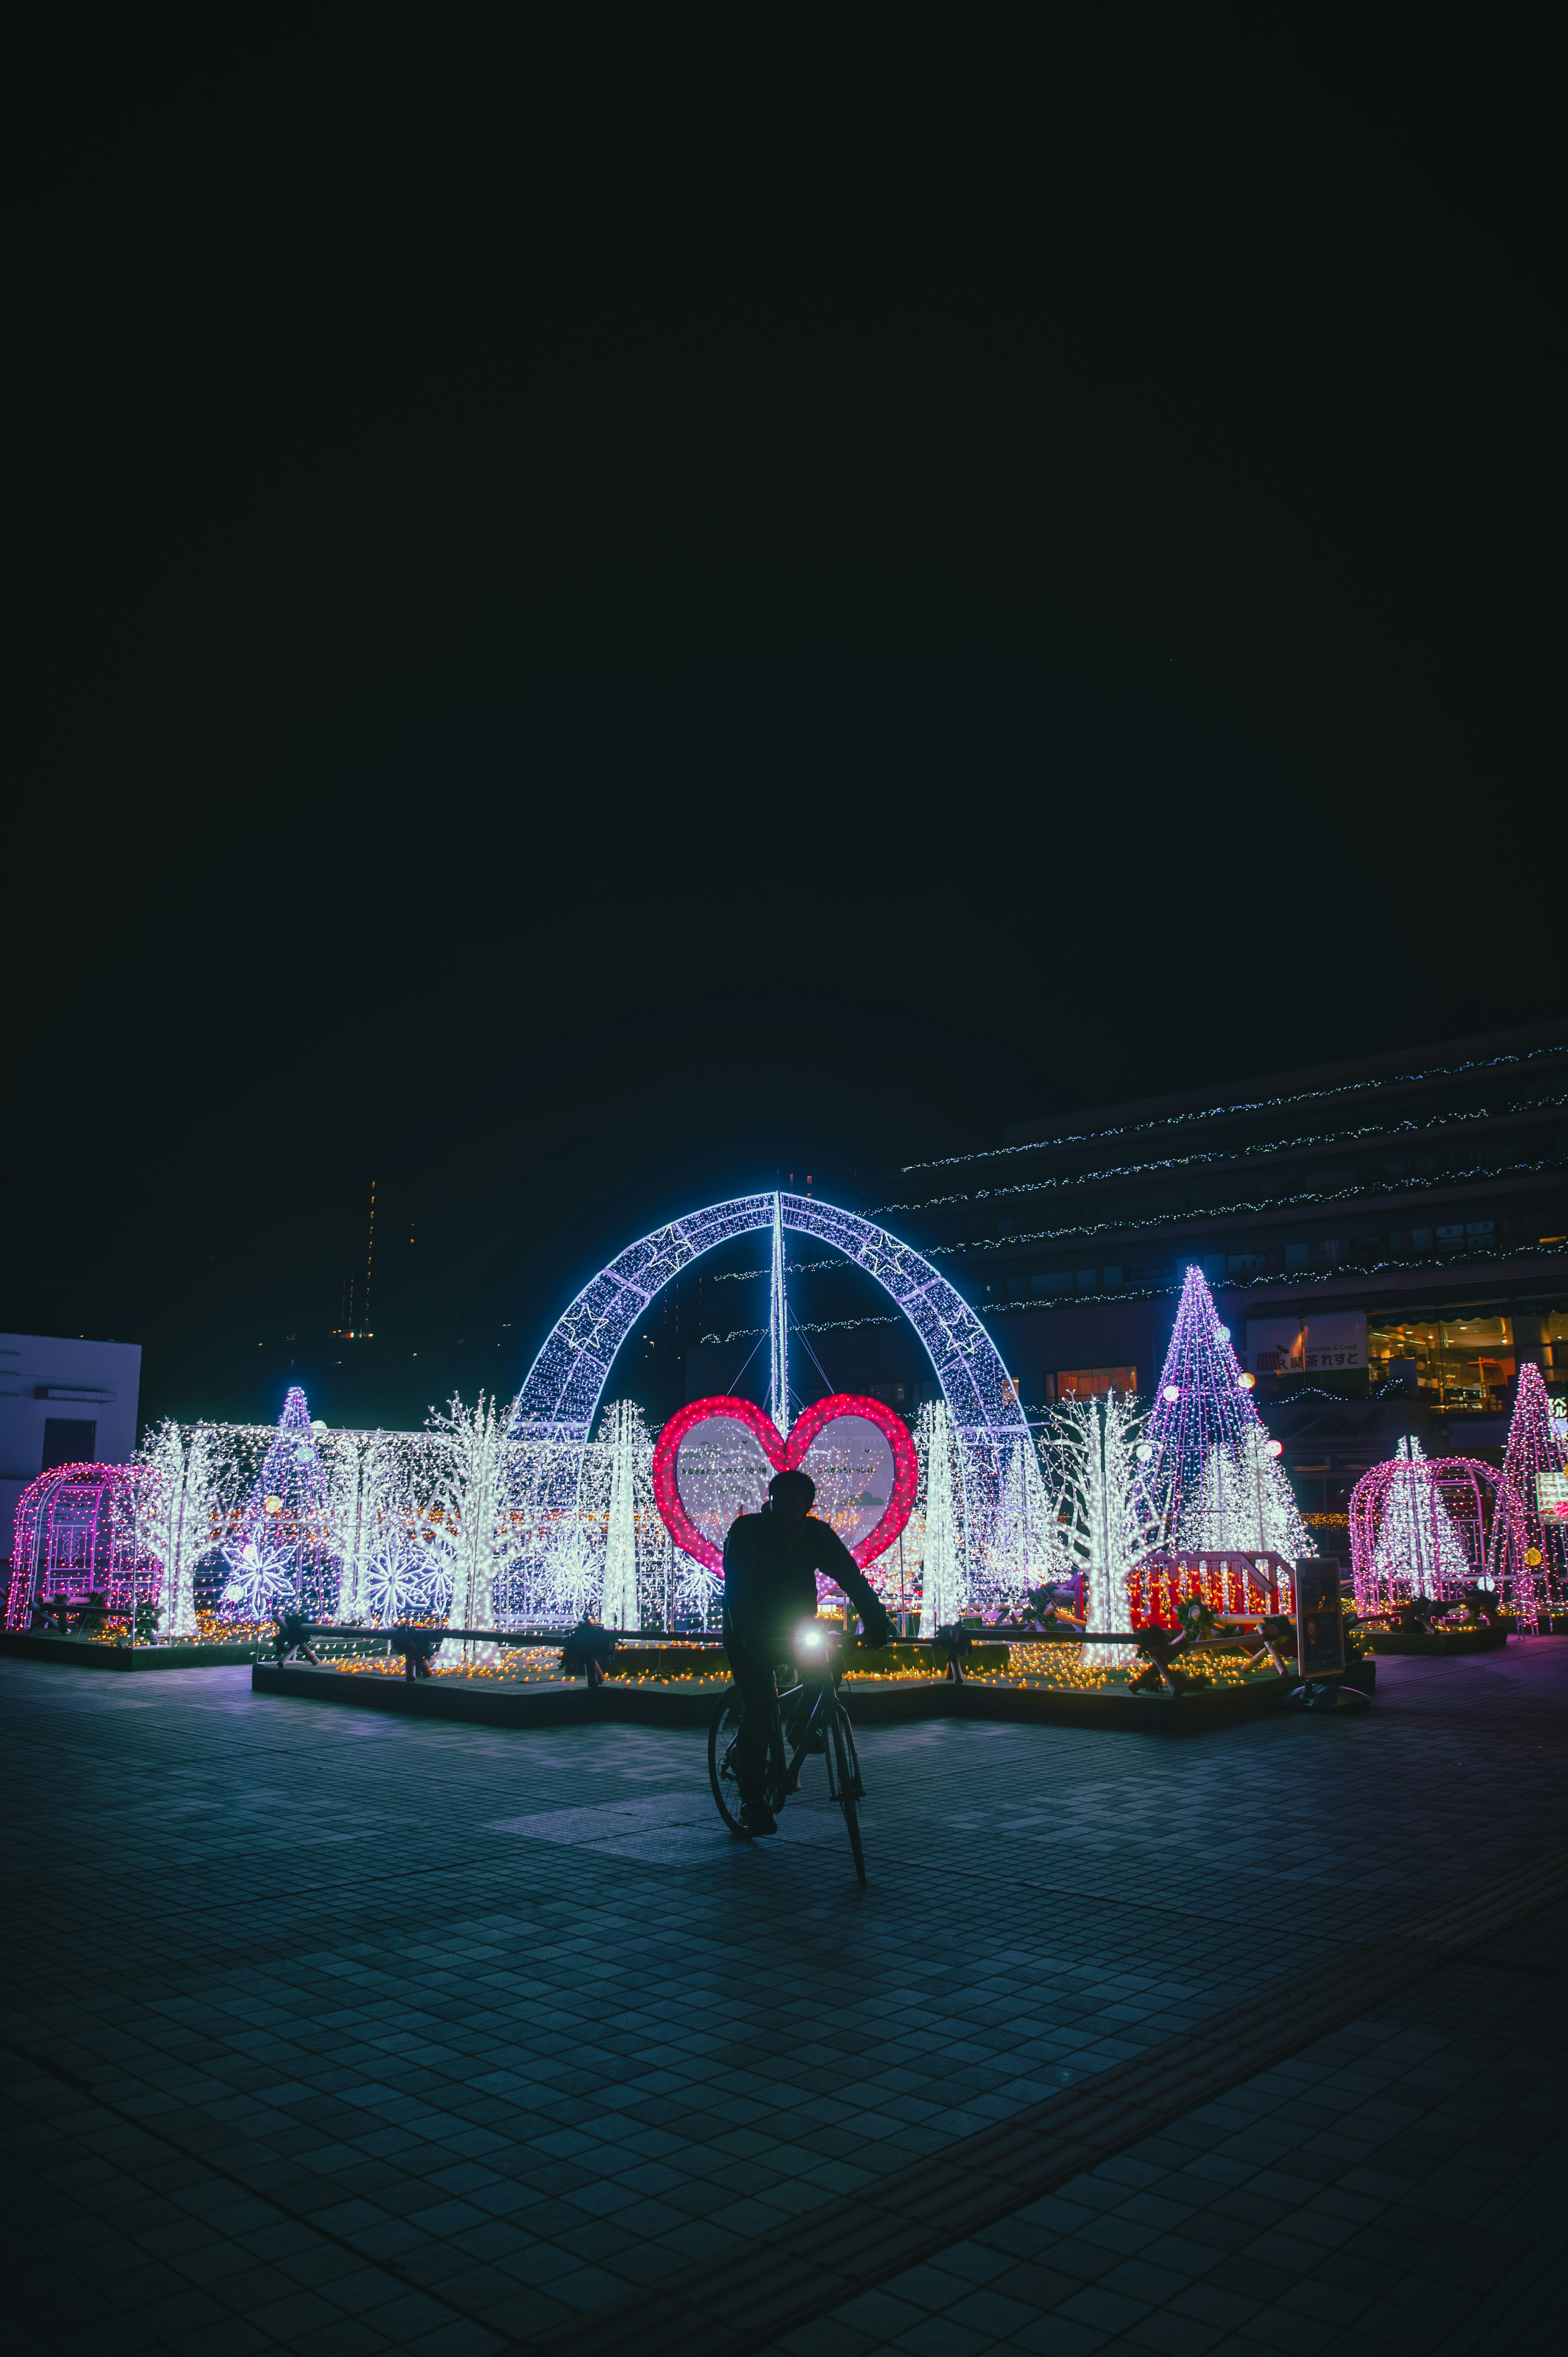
[
  {"xmin": 708, "ymin": 1687, "xmax": 748, "ymax": 1835},
  {"xmin": 830, "ymin": 1706, "xmax": 867, "ymax": 1886}
]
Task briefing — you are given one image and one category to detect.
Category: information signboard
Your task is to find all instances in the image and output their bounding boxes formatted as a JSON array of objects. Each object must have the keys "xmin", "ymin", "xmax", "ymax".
[
  {"xmin": 1536, "ymin": 1469, "xmax": 1568, "ymax": 1521},
  {"xmin": 1295, "ymin": 1558, "xmax": 1345, "ymax": 1678},
  {"xmin": 1248, "ymin": 1312, "xmax": 1366, "ymax": 1377}
]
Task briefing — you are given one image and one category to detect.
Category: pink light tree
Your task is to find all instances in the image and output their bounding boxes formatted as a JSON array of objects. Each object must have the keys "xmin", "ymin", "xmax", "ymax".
[{"xmin": 1492, "ymin": 1360, "xmax": 1568, "ymax": 1631}]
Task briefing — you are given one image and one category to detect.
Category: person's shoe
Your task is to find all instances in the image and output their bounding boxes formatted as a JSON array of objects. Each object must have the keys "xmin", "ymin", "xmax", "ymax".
[{"xmin": 739, "ymin": 1798, "xmax": 778, "ymax": 1837}]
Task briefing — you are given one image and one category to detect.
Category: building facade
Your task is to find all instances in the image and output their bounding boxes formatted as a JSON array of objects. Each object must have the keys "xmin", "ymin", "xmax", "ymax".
[
  {"xmin": 871, "ymin": 1021, "xmax": 1568, "ymax": 1528},
  {"xmin": 0, "ymin": 1334, "xmax": 143, "ymax": 1568}
]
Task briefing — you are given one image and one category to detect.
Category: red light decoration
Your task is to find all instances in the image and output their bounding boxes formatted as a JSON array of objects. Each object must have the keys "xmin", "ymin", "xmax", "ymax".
[
  {"xmin": 652, "ymin": 1393, "xmax": 918, "ymax": 1576},
  {"xmin": 1129, "ymin": 1549, "xmax": 1293, "ymax": 1628}
]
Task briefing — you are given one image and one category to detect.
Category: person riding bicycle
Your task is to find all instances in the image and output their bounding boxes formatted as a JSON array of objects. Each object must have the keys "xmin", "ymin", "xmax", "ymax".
[{"xmin": 722, "ymin": 1467, "xmax": 894, "ymax": 1836}]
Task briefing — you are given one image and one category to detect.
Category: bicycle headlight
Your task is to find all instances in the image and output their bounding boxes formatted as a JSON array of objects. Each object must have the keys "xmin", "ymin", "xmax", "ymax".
[{"xmin": 791, "ymin": 1619, "xmax": 838, "ymax": 1664}]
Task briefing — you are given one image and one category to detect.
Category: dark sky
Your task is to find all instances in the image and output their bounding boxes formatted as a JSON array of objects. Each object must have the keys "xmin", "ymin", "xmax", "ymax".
[{"xmin": 4, "ymin": 6, "xmax": 1560, "ymax": 1433}]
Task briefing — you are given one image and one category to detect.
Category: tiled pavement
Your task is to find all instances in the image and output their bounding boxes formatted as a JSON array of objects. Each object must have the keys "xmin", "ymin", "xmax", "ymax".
[{"xmin": 2, "ymin": 1642, "xmax": 1564, "ymax": 2357}]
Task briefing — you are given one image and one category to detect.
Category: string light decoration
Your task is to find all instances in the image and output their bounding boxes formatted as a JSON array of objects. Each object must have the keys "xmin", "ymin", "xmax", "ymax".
[
  {"xmin": 909, "ymin": 1147, "xmax": 1568, "ymax": 1258},
  {"xmin": 898, "ymin": 1040, "xmax": 1568, "ymax": 1172},
  {"xmin": 1129, "ymin": 1550, "xmax": 1291, "ymax": 1628},
  {"xmin": 507, "ymin": 1189, "xmax": 1033, "ymax": 1599},
  {"xmin": 881, "ymin": 1080, "xmax": 1568, "ymax": 1212},
  {"xmin": 330, "ymin": 1431, "xmax": 405, "ymax": 1624},
  {"xmin": 708, "ymin": 1313, "xmax": 901, "ymax": 1342},
  {"xmin": 120, "ymin": 1407, "xmax": 657, "ymax": 1633},
  {"xmin": 915, "ymin": 1399, "xmax": 966, "ymax": 1634},
  {"xmin": 4, "ymin": 1462, "xmax": 157, "ymax": 1630},
  {"xmin": 1139, "ymin": 1267, "xmax": 1309, "ymax": 1559},
  {"xmin": 651, "ymin": 1393, "xmax": 918, "ymax": 1575},
  {"xmin": 707, "ymin": 1257, "xmax": 845, "ymax": 1283},
  {"xmin": 978, "ymin": 1236, "xmax": 1562, "ymax": 1316},
  {"xmin": 1056, "ymin": 1391, "xmax": 1158, "ymax": 1637},
  {"xmin": 1351, "ymin": 1445, "xmax": 1513, "ymax": 1621},
  {"xmin": 422, "ymin": 1391, "xmax": 521, "ymax": 1657},
  {"xmin": 1491, "ymin": 1362, "xmax": 1568, "ymax": 1630},
  {"xmin": 601, "ymin": 1398, "xmax": 644, "ymax": 1630},
  {"xmin": 137, "ymin": 1422, "xmax": 233, "ymax": 1639},
  {"xmin": 219, "ymin": 1387, "xmax": 336, "ymax": 1621},
  {"xmin": 989, "ymin": 1432, "xmax": 1059, "ymax": 1600}
]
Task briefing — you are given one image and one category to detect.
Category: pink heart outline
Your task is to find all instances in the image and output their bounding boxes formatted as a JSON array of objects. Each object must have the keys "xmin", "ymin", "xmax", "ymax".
[{"xmin": 651, "ymin": 1391, "xmax": 919, "ymax": 1575}]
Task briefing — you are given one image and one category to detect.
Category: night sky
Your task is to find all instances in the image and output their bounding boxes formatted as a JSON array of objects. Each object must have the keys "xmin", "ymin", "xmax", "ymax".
[{"xmin": 4, "ymin": 9, "xmax": 1559, "ymax": 1435}]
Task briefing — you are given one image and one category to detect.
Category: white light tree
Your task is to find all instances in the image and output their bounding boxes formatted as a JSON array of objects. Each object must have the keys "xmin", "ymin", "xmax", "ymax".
[
  {"xmin": 1373, "ymin": 1436, "xmax": 1472, "ymax": 1600},
  {"xmin": 323, "ymin": 1430, "xmax": 443, "ymax": 1627},
  {"xmin": 676, "ymin": 1554, "xmax": 723, "ymax": 1629},
  {"xmin": 1179, "ymin": 1432, "xmax": 1309, "ymax": 1560},
  {"xmin": 917, "ymin": 1399, "xmax": 966, "ymax": 1633},
  {"xmin": 989, "ymin": 1432, "xmax": 1060, "ymax": 1604},
  {"xmin": 599, "ymin": 1399, "xmax": 646, "ymax": 1630},
  {"xmin": 1054, "ymin": 1389, "xmax": 1160, "ymax": 1637},
  {"xmin": 424, "ymin": 1393, "xmax": 521, "ymax": 1656},
  {"xmin": 323, "ymin": 1431, "xmax": 379, "ymax": 1623},
  {"xmin": 136, "ymin": 1422, "xmax": 234, "ymax": 1640}
]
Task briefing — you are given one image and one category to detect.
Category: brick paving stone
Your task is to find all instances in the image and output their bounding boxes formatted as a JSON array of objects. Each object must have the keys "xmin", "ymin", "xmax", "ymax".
[{"xmin": 4, "ymin": 1641, "xmax": 1567, "ymax": 2355}]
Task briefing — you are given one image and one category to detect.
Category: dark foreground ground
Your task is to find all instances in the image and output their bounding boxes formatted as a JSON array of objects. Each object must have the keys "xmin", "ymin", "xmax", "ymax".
[{"xmin": 3, "ymin": 1643, "xmax": 1565, "ymax": 2357}]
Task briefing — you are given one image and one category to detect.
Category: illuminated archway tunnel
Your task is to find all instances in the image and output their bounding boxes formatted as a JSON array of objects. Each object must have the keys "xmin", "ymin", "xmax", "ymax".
[{"xmin": 508, "ymin": 1190, "xmax": 1033, "ymax": 1591}]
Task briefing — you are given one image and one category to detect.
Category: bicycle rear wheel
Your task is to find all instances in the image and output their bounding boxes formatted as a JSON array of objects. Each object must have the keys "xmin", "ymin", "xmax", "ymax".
[
  {"xmin": 708, "ymin": 1688, "xmax": 747, "ymax": 1835},
  {"xmin": 829, "ymin": 1706, "xmax": 867, "ymax": 1886}
]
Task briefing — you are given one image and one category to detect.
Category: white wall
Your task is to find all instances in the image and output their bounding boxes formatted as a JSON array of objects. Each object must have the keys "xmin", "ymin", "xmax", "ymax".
[{"xmin": 0, "ymin": 1333, "xmax": 143, "ymax": 1566}]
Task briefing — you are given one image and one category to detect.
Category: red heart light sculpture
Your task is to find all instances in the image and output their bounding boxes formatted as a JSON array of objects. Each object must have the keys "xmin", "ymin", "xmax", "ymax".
[{"xmin": 652, "ymin": 1393, "xmax": 919, "ymax": 1576}]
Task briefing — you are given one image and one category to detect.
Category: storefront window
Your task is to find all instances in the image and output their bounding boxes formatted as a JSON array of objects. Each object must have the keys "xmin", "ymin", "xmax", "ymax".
[
  {"xmin": 1546, "ymin": 1311, "xmax": 1568, "ymax": 1397},
  {"xmin": 1366, "ymin": 1315, "xmax": 1513, "ymax": 1414},
  {"xmin": 1049, "ymin": 1366, "xmax": 1138, "ymax": 1400}
]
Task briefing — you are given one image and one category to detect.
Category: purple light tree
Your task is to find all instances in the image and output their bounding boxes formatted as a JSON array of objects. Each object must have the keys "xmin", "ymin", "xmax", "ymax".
[
  {"xmin": 220, "ymin": 1386, "xmax": 337, "ymax": 1622},
  {"xmin": 1140, "ymin": 1266, "xmax": 1307, "ymax": 1559}
]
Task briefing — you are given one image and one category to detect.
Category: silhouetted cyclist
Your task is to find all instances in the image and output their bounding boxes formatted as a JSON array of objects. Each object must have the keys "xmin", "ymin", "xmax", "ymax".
[{"xmin": 722, "ymin": 1467, "xmax": 893, "ymax": 1836}]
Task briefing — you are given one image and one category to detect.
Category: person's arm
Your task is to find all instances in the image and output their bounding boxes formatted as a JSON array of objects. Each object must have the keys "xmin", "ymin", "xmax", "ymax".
[
  {"xmin": 810, "ymin": 1522, "xmax": 894, "ymax": 1644},
  {"xmin": 721, "ymin": 1515, "xmax": 756, "ymax": 1629}
]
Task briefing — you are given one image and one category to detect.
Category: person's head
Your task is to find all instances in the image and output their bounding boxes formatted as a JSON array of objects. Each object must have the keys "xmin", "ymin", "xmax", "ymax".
[{"xmin": 768, "ymin": 1468, "xmax": 815, "ymax": 1527}]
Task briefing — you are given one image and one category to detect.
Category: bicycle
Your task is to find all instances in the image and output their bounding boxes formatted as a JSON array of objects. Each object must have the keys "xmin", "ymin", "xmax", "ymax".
[{"xmin": 708, "ymin": 1619, "xmax": 868, "ymax": 1885}]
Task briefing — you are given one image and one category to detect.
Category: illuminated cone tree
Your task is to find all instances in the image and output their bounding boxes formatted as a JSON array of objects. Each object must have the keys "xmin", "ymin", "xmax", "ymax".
[
  {"xmin": 1140, "ymin": 1266, "xmax": 1307, "ymax": 1560},
  {"xmin": 1496, "ymin": 1360, "xmax": 1568, "ymax": 1626},
  {"xmin": 220, "ymin": 1387, "xmax": 336, "ymax": 1621}
]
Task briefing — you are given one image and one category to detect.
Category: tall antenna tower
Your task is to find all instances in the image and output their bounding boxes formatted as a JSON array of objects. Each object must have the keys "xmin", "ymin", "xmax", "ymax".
[{"xmin": 768, "ymin": 1192, "xmax": 789, "ymax": 1435}]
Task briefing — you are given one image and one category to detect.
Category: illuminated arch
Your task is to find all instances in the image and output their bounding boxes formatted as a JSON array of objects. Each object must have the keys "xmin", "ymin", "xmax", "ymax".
[{"xmin": 507, "ymin": 1191, "xmax": 1032, "ymax": 1606}]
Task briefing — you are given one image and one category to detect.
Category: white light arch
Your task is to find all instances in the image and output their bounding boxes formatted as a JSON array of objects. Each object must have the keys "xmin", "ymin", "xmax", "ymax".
[{"xmin": 506, "ymin": 1191, "xmax": 1033, "ymax": 1614}]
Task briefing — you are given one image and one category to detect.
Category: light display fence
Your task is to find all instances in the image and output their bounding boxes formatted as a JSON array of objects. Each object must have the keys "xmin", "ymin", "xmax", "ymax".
[{"xmin": 1129, "ymin": 1550, "xmax": 1294, "ymax": 1629}]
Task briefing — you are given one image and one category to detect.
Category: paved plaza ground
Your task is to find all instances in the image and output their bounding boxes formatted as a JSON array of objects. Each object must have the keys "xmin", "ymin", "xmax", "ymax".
[{"xmin": 2, "ymin": 1643, "xmax": 1565, "ymax": 2357}]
